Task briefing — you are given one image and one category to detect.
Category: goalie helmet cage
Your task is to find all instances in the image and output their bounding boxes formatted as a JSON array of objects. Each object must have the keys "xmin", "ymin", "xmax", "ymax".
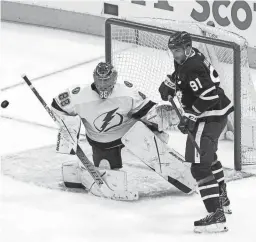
[{"xmin": 105, "ymin": 18, "xmax": 256, "ymax": 171}]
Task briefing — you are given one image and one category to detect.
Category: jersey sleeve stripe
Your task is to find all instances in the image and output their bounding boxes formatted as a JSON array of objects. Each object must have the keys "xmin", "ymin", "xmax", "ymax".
[
  {"xmin": 197, "ymin": 102, "xmax": 234, "ymax": 118},
  {"xmin": 199, "ymin": 95, "xmax": 219, "ymax": 101},
  {"xmin": 199, "ymin": 86, "xmax": 216, "ymax": 97}
]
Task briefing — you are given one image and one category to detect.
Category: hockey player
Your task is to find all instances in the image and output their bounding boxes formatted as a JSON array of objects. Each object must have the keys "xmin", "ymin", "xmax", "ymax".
[
  {"xmin": 158, "ymin": 31, "xmax": 233, "ymax": 233},
  {"xmin": 51, "ymin": 62, "xmax": 192, "ymax": 199}
]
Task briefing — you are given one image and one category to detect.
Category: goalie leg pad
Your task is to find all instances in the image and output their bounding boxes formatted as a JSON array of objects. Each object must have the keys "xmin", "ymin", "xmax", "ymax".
[
  {"xmin": 80, "ymin": 166, "xmax": 128, "ymax": 197},
  {"xmin": 62, "ymin": 161, "xmax": 83, "ymax": 188},
  {"xmin": 62, "ymin": 161, "xmax": 128, "ymax": 196},
  {"xmin": 122, "ymin": 121, "xmax": 197, "ymax": 193}
]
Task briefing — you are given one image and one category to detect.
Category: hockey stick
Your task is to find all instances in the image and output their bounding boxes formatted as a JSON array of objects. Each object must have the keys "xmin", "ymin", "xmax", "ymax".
[
  {"xmin": 22, "ymin": 75, "xmax": 138, "ymax": 201},
  {"xmin": 168, "ymin": 96, "xmax": 201, "ymax": 155}
]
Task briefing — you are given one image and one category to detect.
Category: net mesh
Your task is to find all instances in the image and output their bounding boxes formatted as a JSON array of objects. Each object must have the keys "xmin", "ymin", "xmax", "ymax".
[{"xmin": 107, "ymin": 18, "xmax": 256, "ymax": 166}]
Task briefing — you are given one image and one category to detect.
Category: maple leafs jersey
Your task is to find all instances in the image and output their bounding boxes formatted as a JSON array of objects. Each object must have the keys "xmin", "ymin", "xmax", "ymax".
[
  {"xmin": 51, "ymin": 82, "xmax": 155, "ymax": 145},
  {"xmin": 172, "ymin": 48, "xmax": 234, "ymax": 119}
]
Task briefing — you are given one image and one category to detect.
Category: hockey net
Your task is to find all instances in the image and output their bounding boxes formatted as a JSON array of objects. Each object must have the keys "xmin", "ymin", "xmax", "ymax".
[{"xmin": 105, "ymin": 18, "xmax": 256, "ymax": 168}]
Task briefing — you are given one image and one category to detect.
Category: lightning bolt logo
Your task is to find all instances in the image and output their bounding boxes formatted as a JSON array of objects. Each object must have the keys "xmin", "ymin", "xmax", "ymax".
[
  {"xmin": 93, "ymin": 107, "xmax": 123, "ymax": 133},
  {"xmin": 99, "ymin": 108, "xmax": 119, "ymax": 132}
]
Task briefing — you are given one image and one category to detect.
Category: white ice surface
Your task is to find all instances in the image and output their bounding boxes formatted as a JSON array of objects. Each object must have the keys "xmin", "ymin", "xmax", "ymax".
[
  {"xmin": 1, "ymin": 22, "xmax": 256, "ymax": 242},
  {"xmin": 1, "ymin": 174, "xmax": 256, "ymax": 242}
]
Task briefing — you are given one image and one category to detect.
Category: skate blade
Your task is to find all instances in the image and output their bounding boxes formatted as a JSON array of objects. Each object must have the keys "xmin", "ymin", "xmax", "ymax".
[
  {"xmin": 223, "ymin": 206, "xmax": 232, "ymax": 214},
  {"xmin": 194, "ymin": 223, "xmax": 228, "ymax": 233}
]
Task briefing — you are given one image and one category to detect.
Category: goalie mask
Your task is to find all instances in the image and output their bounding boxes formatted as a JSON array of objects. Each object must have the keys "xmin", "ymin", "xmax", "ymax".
[
  {"xmin": 168, "ymin": 31, "xmax": 192, "ymax": 65},
  {"xmin": 93, "ymin": 62, "xmax": 118, "ymax": 99}
]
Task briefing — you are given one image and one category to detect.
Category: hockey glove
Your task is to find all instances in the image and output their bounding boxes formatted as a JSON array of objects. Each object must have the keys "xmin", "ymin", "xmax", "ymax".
[
  {"xmin": 143, "ymin": 103, "xmax": 175, "ymax": 132},
  {"xmin": 178, "ymin": 111, "xmax": 198, "ymax": 134},
  {"xmin": 158, "ymin": 75, "xmax": 176, "ymax": 101}
]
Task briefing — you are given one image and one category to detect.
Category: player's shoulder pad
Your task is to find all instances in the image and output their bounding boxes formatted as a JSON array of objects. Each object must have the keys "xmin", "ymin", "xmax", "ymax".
[{"xmin": 124, "ymin": 80, "xmax": 133, "ymax": 88}]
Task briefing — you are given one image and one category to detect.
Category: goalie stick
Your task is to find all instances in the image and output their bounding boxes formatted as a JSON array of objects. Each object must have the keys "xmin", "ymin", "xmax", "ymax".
[
  {"xmin": 22, "ymin": 75, "xmax": 138, "ymax": 201},
  {"xmin": 168, "ymin": 96, "xmax": 202, "ymax": 155}
]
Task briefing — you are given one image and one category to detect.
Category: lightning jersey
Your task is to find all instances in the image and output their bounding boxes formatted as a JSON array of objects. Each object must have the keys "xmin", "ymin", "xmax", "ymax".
[
  {"xmin": 51, "ymin": 82, "xmax": 155, "ymax": 146},
  {"xmin": 171, "ymin": 48, "xmax": 234, "ymax": 119}
]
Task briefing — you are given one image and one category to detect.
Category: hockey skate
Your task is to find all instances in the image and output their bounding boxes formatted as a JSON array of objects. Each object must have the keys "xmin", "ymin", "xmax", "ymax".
[
  {"xmin": 194, "ymin": 208, "xmax": 228, "ymax": 233},
  {"xmin": 220, "ymin": 183, "xmax": 232, "ymax": 214}
]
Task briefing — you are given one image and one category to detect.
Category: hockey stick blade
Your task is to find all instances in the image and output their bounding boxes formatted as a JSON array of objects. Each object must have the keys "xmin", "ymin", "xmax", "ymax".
[{"xmin": 22, "ymin": 75, "xmax": 138, "ymax": 201}]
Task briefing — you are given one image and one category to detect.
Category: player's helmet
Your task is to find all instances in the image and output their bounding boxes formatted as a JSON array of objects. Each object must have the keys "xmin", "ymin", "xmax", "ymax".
[
  {"xmin": 168, "ymin": 31, "xmax": 192, "ymax": 50},
  {"xmin": 93, "ymin": 62, "xmax": 117, "ymax": 99}
]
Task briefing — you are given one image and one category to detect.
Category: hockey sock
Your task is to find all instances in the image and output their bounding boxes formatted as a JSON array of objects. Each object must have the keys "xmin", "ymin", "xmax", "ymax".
[
  {"xmin": 211, "ymin": 160, "xmax": 225, "ymax": 185},
  {"xmin": 198, "ymin": 177, "xmax": 220, "ymax": 213}
]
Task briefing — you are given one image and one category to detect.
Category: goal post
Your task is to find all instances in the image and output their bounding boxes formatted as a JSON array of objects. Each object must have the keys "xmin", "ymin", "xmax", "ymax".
[{"xmin": 105, "ymin": 17, "xmax": 255, "ymax": 171}]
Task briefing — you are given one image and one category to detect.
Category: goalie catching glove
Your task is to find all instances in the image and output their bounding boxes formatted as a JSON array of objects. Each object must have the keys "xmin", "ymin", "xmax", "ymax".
[{"xmin": 142, "ymin": 103, "xmax": 179, "ymax": 131}]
